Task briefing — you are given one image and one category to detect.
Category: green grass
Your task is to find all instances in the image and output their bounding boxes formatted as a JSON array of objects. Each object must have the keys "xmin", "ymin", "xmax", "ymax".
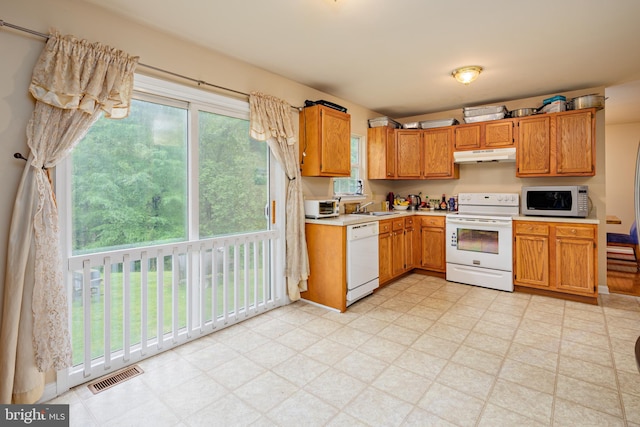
[{"xmin": 71, "ymin": 267, "xmax": 266, "ymax": 366}]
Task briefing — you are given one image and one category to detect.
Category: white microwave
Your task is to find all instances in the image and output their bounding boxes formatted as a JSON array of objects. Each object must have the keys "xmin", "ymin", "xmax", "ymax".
[
  {"xmin": 521, "ymin": 185, "xmax": 589, "ymax": 218},
  {"xmin": 304, "ymin": 199, "xmax": 340, "ymax": 219}
]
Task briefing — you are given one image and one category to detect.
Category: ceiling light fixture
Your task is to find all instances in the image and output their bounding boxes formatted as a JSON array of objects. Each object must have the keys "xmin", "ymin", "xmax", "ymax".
[{"xmin": 452, "ymin": 66, "xmax": 483, "ymax": 85}]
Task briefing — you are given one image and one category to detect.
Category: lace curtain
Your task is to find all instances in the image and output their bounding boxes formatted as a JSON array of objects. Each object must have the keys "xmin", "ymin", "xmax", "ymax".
[
  {"xmin": 249, "ymin": 93, "xmax": 310, "ymax": 300},
  {"xmin": 0, "ymin": 30, "xmax": 138, "ymax": 404}
]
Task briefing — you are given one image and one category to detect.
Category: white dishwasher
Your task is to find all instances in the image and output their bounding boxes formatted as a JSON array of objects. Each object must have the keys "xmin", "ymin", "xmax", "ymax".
[{"xmin": 346, "ymin": 222, "xmax": 379, "ymax": 306}]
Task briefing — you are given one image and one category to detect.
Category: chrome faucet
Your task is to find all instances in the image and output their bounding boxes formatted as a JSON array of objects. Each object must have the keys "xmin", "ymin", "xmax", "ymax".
[{"xmin": 355, "ymin": 201, "xmax": 374, "ymax": 213}]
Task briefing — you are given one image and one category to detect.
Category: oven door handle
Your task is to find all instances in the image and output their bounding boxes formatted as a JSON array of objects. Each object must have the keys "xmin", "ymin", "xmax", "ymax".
[{"xmin": 446, "ymin": 217, "xmax": 512, "ymax": 226}]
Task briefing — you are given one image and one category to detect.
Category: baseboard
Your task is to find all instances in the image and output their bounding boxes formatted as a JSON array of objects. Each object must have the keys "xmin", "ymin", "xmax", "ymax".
[
  {"xmin": 38, "ymin": 382, "xmax": 58, "ymax": 403},
  {"xmin": 514, "ymin": 285, "xmax": 598, "ymax": 305}
]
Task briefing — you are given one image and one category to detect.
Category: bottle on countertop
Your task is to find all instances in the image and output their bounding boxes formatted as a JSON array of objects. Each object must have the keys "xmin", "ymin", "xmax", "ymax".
[
  {"xmin": 439, "ymin": 194, "xmax": 447, "ymax": 210},
  {"xmin": 448, "ymin": 197, "xmax": 456, "ymax": 211}
]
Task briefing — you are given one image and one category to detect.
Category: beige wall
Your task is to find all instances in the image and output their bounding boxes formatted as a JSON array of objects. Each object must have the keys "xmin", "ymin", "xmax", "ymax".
[{"xmin": 605, "ymin": 123, "xmax": 640, "ymax": 234}]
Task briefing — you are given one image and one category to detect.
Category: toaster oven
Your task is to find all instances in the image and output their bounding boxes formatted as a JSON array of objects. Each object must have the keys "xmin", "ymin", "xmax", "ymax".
[{"xmin": 304, "ymin": 199, "xmax": 340, "ymax": 219}]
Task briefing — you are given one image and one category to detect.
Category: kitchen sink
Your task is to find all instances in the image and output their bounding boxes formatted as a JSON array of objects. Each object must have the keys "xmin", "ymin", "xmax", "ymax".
[{"xmin": 350, "ymin": 211, "xmax": 396, "ymax": 216}]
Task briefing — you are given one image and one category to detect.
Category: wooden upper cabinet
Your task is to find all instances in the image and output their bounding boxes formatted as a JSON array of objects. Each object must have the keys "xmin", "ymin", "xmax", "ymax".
[
  {"xmin": 299, "ymin": 105, "xmax": 351, "ymax": 177},
  {"xmin": 485, "ymin": 119, "xmax": 515, "ymax": 148},
  {"xmin": 424, "ymin": 127, "xmax": 458, "ymax": 179},
  {"xmin": 367, "ymin": 126, "xmax": 396, "ymax": 179},
  {"xmin": 516, "ymin": 115, "xmax": 551, "ymax": 176},
  {"xmin": 454, "ymin": 124, "xmax": 481, "ymax": 150},
  {"xmin": 367, "ymin": 108, "xmax": 595, "ymax": 180},
  {"xmin": 396, "ymin": 130, "xmax": 422, "ymax": 178},
  {"xmin": 555, "ymin": 110, "xmax": 595, "ymax": 175},
  {"xmin": 454, "ymin": 119, "xmax": 515, "ymax": 151},
  {"xmin": 516, "ymin": 109, "xmax": 596, "ymax": 177}
]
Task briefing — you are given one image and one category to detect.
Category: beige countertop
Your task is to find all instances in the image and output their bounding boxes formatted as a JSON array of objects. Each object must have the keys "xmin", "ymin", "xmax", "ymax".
[
  {"xmin": 306, "ymin": 211, "xmax": 600, "ymax": 226},
  {"xmin": 305, "ymin": 210, "xmax": 448, "ymax": 226},
  {"xmin": 513, "ymin": 215, "xmax": 600, "ymax": 225}
]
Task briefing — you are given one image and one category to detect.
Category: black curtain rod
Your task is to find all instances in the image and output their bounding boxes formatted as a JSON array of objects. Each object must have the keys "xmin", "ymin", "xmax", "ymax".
[{"xmin": 0, "ymin": 18, "xmax": 302, "ymax": 106}]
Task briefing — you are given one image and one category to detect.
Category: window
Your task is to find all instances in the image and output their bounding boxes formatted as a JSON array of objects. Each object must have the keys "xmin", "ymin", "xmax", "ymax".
[
  {"xmin": 197, "ymin": 110, "xmax": 270, "ymax": 238},
  {"xmin": 71, "ymin": 94, "xmax": 270, "ymax": 254},
  {"xmin": 58, "ymin": 75, "xmax": 283, "ymax": 387},
  {"xmin": 71, "ymin": 97, "xmax": 189, "ymax": 254},
  {"xmin": 333, "ymin": 135, "xmax": 364, "ymax": 197}
]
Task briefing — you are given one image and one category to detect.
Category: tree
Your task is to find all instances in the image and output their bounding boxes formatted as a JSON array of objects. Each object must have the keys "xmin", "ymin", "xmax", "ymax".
[
  {"xmin": 72, "ymin": 99, "xmax": 187, "ymax": 253},
  {"xmin": 71, "ymin": 98, "xmax": 269, "ymax": 254}
]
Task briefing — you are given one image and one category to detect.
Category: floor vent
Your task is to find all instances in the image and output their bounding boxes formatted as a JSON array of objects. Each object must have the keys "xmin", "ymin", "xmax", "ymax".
[{"xmin": 87, "ymin": 365, "xmax": 144, "ymax": 394}]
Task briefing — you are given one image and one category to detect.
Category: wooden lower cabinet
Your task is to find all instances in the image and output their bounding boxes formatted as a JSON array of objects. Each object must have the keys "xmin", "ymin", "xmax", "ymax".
[
  {"xmin": 379, "ymin": 216, "xmax": 416, "ymax": 285},
  {"xmin": 420, "ymin": 216, "xmax": 446, "ymax": 272},
  {"xmin": 514, "ymin": 220, "xmax": 598, "ymax": 302},
  {"xmin": 378, "ymin": 220, "xmax": 393, "ymax": 284},
  {"xmin": 514, "ymin": 222, "xmax": 550, "ymax": 288},
  {"xmin": 301, "ymin": 223, "xmax": 347, "ymax": 312},
  {"xmin": 391, "ymin": 218, "xmax": 406, "ymax": 277},
  {"xmin": 404, "ymin": 216, "xmax": 416, "ymax": 270},
  {"xmin": 554, "ymin": 225, "xmax": 597, "ymax": 294}
]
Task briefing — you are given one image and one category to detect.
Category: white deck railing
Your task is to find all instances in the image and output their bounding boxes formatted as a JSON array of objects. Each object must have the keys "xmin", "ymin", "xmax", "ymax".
[{"xmin": 65, "ymin": 229, "xmax": 280, "ymax": 387}]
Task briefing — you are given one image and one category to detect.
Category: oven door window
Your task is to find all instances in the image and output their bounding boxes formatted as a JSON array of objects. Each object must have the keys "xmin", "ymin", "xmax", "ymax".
[{"xmin": 457, "ymin": 228, "xmax": 499, "ymax": 254}]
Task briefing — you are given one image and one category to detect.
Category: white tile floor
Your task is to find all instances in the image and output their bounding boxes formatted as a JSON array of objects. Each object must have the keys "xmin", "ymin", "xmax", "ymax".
[{"xmin": 49, "ymin": 274, "xmax": 640, "ymax": 426}]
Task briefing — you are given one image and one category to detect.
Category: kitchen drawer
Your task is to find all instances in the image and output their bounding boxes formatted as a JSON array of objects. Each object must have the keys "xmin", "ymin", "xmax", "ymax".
[
  {"xmin": 404, "ymin": 217, "xmax": 414, "ymax": 228},
  {"xmin": 379, "ymin": 220, "xmax": 392, "ymax": 234},
  {"xmin": 555, "ymin": 225, "xmax": 595, "ymax": 239},
  {"xmin": 392, "ymin": 219, "xmax": 405, "ymax": 231},
  {"xmin": 421, "ymin": 216, "xmax": 445, "ymax": 227},
  {"xmin": 515, "ymin": 222, "xmax": 549, "ymax": 236}
]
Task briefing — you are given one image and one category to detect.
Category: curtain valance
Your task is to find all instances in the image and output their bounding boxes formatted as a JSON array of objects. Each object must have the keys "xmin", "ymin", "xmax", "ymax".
[
  {"xmin": 249, "ymin": 93, "xmax": 296, "ymax": 146},
  {"xmin": 29, "ymin": 30, "xmax": 138, "ymax": 119}
]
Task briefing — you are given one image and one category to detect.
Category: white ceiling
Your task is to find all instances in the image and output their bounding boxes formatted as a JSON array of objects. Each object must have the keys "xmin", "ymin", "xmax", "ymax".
[{"xmin": 82, "ymin": 0, "xmax": 640, "ymax": 124}]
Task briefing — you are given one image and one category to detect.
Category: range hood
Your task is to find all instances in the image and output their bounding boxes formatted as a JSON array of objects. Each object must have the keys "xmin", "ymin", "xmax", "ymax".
[{"xmin": 454, "ymin": 147, "xmax": 516, "ymax": 164}]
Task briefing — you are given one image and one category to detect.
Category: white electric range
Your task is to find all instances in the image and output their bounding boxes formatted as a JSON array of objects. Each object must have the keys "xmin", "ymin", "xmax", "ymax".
[{"xmin": 445, "ymin": 193, "xmax": 519, "ymax": 292}]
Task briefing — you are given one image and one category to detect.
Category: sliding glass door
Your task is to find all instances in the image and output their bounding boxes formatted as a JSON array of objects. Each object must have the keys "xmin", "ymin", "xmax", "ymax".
[{"xmin": 56, "ymin": 75, "xmax": 285, "ymax": 389}]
